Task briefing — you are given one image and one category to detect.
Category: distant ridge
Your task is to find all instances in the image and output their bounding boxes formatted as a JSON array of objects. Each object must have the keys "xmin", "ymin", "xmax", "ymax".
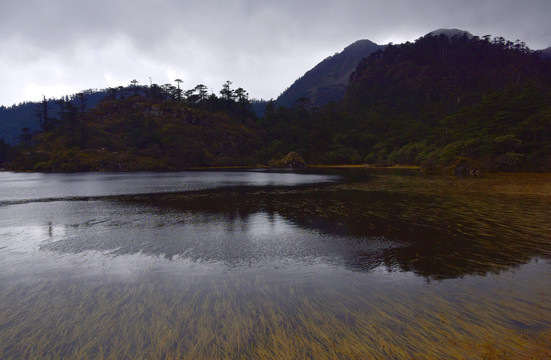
[
  {"xmin": 275, "ymin": 39, "xmax": 383, "ymax": 107},
  {"xmin": 0, "ymin": 90, "xmax": 108, "ymax": 144},
  {"xmin": 540, "ymin": 46, "xmax": 551, "ymax": 58}
]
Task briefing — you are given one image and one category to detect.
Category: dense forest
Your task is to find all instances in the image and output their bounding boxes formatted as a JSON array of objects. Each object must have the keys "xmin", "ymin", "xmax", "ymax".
[
  {"xmin": 343, "ymin": 33, "xmax": 551, "ymax": 171},
  {"xmin": 2, "ymin": 32, "xmax": 551, "ymax": 172},
  {"xmin": 4, "ymin": 81, "xmax": 261, "ymax": 171}
]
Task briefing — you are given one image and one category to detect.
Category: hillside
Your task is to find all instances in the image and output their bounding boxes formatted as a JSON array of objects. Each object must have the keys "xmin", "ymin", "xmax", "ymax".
[
  {"xmin": 275, "ymin": 39, "xmax": 383, "ymax": 107},
  {"xmin": 258, "ymin": 32, "xmax": 551, "ymax": 171},
  {"xmin": 6, "ymin": 86, "xmax": 260, "ymax": 172},
  {"xmin": 343, "ymin": 32, "xmax": 551, "ymax": 171},
  {"xmin": 3, "ymin": 31, "xmax": 551, "ymax": 172}
]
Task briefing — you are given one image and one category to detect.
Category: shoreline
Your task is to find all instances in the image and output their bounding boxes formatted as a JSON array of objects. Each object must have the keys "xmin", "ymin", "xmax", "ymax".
[
  {"xmin": 308, "ymin": 164, "xmax": 422, "ymax": 170},
  {"xmin": 1, "ymin": 164, "xmax": 423, "ymax": 173},
  {"xmin": 5, "ymin": 164, "xmax": 551, "ymax": 174}
]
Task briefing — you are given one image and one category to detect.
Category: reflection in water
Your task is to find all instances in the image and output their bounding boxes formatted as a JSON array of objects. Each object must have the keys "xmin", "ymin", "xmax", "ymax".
[
  {"xmin": 0, "ymin": 170, "xmax": 551, "ymax": 358},
  {"xmin": 36, "ymin": 177, "xmax": 551, "ymax": 279},
  {"xmin": 35, "ymin": 199, "xmax": 394, "ymax": 273}
]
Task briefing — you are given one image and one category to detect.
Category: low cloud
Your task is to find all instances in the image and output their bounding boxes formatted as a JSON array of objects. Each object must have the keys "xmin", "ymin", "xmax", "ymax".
[{"xmin": 1, "ymin": 0, "xmax": 550, "ymax": 106}]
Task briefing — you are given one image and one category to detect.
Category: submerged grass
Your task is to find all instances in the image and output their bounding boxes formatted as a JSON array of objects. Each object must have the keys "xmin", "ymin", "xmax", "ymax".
[{"xmin": 0, "ymin": 268, "xmax": 550, "ymax": 359}]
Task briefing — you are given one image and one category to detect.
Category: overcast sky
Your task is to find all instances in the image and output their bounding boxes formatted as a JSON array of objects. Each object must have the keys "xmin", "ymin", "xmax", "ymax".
[{"xmin": 1, "ymin": 0, "xmax": 550, "ymax": 107}]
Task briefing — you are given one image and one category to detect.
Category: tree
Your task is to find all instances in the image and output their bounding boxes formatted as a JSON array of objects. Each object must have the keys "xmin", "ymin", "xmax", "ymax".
[
  {"xmin": 107, "ymin": 87, "xmax": 119, "ymax": 100},
  {"xmin": 234, "ymin": 87, "xmax": 248, "ymax": 103},
  {"xmin": 55, "ymin": 98, "xmax": 66, "ymax": 127},
  {"xmin": 149, "ymin": 83, "xmax": 163, "ymax": 101},
  {"xmin": 130, "ymin": 79, "xmax": 139, "ymax": 95},
  {"xmin": 162, "ymin": 84, "xmax": 176, "ymax": 100},
  {"xmin": 76, "ymin": 92, "xmax": 87, "ymax": 113},
  {"xmin": 234, "ymin": 87, "xmax": 251, "ymax": 119},
  {"xmin": 220, "ymin": 80, "xmax": 235, "ymax": 102},
  {"xmin": 195, "ymin": 84, "xmax": 208, "ymax": 102},
  {"xmin": 63, "ymin": 102, "xmax": 79, "ymax": 145},
  {"xmin": 34, "ymin": 95, "xmax": 50, "ymax": 132},
  {"xmin": 184, "ymin": 89, "xmax": 198, "ymax": 104},
  {"xmin": 118, "ymin": 86, "xmax": 126, "ymax": 100},
  {"xmin": 174, "ymin": 79, "xmax": 183, "ymax": 101},
  {"xmin": 0, "ymin": 138, "xmax": 9, "ymax": 164},
  {"xmin": 19, "ymin": 127, "xmax": 32, "ymax": 147}
]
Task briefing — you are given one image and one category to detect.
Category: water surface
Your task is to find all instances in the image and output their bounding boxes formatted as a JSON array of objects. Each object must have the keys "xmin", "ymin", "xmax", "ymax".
[{"xmin": 0, "ymin": 169, "xmax": 550, "ymax": 359}]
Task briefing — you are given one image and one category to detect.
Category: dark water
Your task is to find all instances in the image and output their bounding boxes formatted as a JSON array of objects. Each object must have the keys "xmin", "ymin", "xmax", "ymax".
[{"xmin": 0, "ymin": 169, "xmax": 550, "ymax": 359}]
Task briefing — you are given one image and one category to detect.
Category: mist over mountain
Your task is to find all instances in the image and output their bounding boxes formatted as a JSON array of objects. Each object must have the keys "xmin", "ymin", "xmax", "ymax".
[{"xmin": 275, "ymin": 39, "xmax": 383, "ymax": 107}]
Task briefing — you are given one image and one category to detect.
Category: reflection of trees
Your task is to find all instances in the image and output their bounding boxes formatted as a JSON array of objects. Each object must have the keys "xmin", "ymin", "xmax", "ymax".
[
  {"xmin": 40, "ymin": 184, "xmax": 551, "ymax": 280},
  {"xmin": 139, "ymin": 186, "xmax": 551, "ymax": 279}
]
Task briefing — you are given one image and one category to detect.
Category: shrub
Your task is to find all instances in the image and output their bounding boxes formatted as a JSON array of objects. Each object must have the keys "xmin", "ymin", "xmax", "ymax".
[
  {"xmin": 33, "ymin": 161, "xmax": 51, "ymax": 172},
  {"xmin": 270, "ymin": 152, "xmax": 307, "ymax": 168}
]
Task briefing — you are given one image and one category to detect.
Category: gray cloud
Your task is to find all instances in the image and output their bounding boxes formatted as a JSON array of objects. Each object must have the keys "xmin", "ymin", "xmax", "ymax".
[{"xmin": 1, "ymin": 0, "xmax": 550, "ymax": 106}]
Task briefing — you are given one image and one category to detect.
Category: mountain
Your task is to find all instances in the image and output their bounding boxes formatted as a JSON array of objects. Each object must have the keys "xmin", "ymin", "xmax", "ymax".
[
  {"xmin": 343, "ymin": 31, "xmax": 551, "ymax": 171},
  {"xmin": 0, "ymin": 90, "xmax": 108, "ymax": 145},
  {"xmin": 429, "ymin": 28, "xmax": 473, "ymax": 39},
  {"xmin": 275, "ymin": 39, "xmax": 383, "ymax": 107},
  {"xmin": 4, "ymin": 30, "xmax": 551, "ymax": 172},
  {"xmin": 248, "ymin": 31, "xmax": 551, "ymax": 171},
  {"xmin": 0, "ymin": 103, "xmax": 37, "ymax": 144}
]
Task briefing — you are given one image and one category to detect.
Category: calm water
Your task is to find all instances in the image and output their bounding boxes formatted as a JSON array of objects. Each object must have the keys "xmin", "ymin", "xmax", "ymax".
[{"xmin": 0, "ymin": 169, "xmax": 550, "ymax": 359}]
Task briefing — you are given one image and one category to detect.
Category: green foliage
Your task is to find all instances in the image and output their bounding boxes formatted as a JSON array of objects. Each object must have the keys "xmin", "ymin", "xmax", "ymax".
[
  {"xmin": 268, "ymin": 152, "xmax": 307, "ymax": 168},
  {"xmin": 322, "ymin": 147, "xmax": 362, "ymax": 164},
  {"xmin": 389, "ymin": 142, "xmax": 438, "ymax": 165}
]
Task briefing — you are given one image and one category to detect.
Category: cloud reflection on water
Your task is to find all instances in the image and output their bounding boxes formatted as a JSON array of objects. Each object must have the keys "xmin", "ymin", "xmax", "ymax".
[{"xmin": 1, "ymin": 170, "xmax": 550, "ymax": 280}]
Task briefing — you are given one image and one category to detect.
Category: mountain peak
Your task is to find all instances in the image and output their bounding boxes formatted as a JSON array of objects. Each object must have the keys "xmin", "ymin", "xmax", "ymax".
[
  {"xmin": 344, "ymin": 39, "xmax": 379, "ymax": 50},
  {"xmin": 429, "ymin": 28, "xmax": 473, "ymax": 39},
  {"xmin": 276, "ymin": 39, "xmax": 382, "ymax": 107}
]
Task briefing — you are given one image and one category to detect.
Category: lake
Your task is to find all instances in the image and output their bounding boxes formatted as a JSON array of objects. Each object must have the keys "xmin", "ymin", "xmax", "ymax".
[{"xmin": 0, "ymin": 169, "xmax": 550, "ymax": 359}]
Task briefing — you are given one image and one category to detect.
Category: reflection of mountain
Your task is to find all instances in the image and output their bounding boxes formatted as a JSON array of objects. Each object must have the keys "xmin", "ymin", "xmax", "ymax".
[{"xmin": 40, "ymin": 181, "xmax": 551, "ymax": 280}]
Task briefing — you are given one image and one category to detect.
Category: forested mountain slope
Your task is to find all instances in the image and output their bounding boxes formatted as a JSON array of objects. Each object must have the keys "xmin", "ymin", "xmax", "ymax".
[{"xmin": 339, "ymin": 33, "xmax": 551, "ymax": 171}]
